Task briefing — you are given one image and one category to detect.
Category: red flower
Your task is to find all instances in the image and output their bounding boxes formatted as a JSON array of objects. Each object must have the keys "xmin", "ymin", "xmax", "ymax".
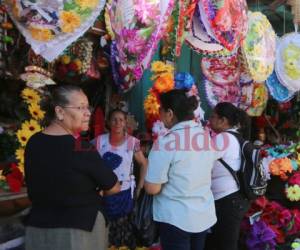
[
  {"xmin": 277, "ymin": 209, "xmax": 292, "ymax": 228},
  {"xmin": 5, "ymin": 163, "xmax": 24, "ymax": 192},
  {"xmin": 288, "ymin": 172, "xmax": 300, "ymax": 186},
  {"xmin": 268, "ymin": 225, "xmax": 285, "ymax": 243},
  {"xmin": 68, "ymin": 62, "xmax": 78, "ymax": 72}
]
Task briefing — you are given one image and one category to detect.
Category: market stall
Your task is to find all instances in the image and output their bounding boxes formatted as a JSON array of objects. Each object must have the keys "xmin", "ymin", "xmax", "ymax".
[{"xmin": 0, "ymin": 0, "xmax": 300, "ymax": 249}]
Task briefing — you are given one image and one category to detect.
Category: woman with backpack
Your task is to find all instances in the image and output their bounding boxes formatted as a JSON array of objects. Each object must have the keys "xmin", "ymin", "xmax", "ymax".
[{"xmin": 205, "ymin": 102, "xmax": 251, "ymax": 250}]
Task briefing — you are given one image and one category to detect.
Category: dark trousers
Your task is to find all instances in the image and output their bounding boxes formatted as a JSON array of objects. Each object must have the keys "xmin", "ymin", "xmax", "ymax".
[
  {"xmin": 204, "ymin": 191, "xmax": 250, "ymax": 250},
  {"xmin": 159, "ymin": 222, "xmax": 207, "ymax": 250}
]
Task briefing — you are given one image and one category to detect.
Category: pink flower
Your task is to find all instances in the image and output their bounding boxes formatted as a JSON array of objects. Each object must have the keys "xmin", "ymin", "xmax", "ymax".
[
  {"xmin": 277, "ymin": 209, "xmax": 292, "ymax": 228},
  {"xmin": 120, "ymin": 29, "xmax": 146, "ymax": 55},
  {"xmin": 289, "ymin": 172, "xmax": 300, "ymax": 186}
]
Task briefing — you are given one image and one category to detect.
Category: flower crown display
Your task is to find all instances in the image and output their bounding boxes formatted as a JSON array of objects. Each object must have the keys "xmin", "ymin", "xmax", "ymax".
[
  {"xmin": 107, "ymin": 0, "xmax": 175, "ymax": 92},
  {"xmin": 4, "ymin": 0, "xmax": 106, "ymax": 61}
]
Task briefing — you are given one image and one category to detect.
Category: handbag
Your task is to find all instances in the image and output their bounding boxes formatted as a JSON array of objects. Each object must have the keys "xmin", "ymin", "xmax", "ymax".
[{"xmin": 133, "ymin": 189, "xmax": 158, "ymax": 247}]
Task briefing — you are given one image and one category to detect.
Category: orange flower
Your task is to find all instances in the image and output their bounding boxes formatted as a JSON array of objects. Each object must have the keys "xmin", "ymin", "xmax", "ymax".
[
  {"xmin": 144, "ymin": 92, "xmax": 160, "ymax": 118},
  {"xmin": 153, "ymin": 74, "xmax": 174, "ymax": 94},
  {"xmin": 269, "ymin": 158, "xmax": 293, "ymax": 180},
  {"xmin": 60, "ymin": 11, "xmax": 81, "ymax": 33}
]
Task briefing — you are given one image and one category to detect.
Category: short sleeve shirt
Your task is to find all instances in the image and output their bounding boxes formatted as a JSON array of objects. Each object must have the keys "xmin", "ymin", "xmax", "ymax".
[{"xmin": 146, "ymin": 120, "xmax": 221, "ymax": 233}]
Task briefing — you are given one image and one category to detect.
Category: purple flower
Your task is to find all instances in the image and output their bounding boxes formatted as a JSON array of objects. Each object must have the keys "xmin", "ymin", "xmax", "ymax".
[
  {"xmin": 120, "ymin": 28, "xmax": 146, "ymax": 54},
  {"xmin": 246, "ymin": 220, "xmax": 277, "ymax": 250}
]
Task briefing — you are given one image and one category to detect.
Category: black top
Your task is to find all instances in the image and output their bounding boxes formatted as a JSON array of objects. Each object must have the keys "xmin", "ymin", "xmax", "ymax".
[{"xmin": 24, "ymin": 132, "xmax": 117, "ymax": 231}]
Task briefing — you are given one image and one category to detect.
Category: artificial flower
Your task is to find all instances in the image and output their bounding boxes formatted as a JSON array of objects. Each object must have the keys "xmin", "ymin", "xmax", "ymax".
[
  {"xmin": 286, "ymin": 185, "xmax": 300, "ymax": 201},
  {"xmin": 29, "ymin": 27, "xmax": 54, "ymax": 41},
  {"xmin": 21, "ymin": 119, "xmax": 42, "ymax": 136},
  {"xmin": 245, "ymin": 220, "xmax": 276, "ymax": 250},
  {"xmin": 120, "ymin": 28, "xmax": 146, "ymax": 54},
  {"xmin": 21, "ymin": 88, "xmax": 41, "ymax": 104},
  {"xmin": 60, "ymin": 55, "xmax": 71, "ymax": 65},
  {"xmin": 15, "ymin": 148, "xmax": 24, "ymax": 165},
  {"xmin": 153, "ymin": 74, "xmax": 174, "ymax": 93},
  {"xmin": 28, "ymin": 103, "xmax": 45, "ymax": 120},
  {"xmin": 283, "ymin": 43, "xmax": 300, "ymax": 80},
  {"xmin": 144, "ymin": 92, "xmax": 160, "ymax": 118},
  {"xmin": 73, "ymin": 59, "xmax": 82, "ymax": 70},
  {"xmin": 75, "ymin": 0, "xmax": 98, "ymax": 8},
  {"xmin": 60, "ymin": 11, "xmax": 81, "ymax": 33},
  {"xmin": 151, "ymin": 61, "xmax": 174, "ymax": 74},
  {"xmin": 5, "ymin": 163, "xmax": 24, "ymax": 192},
  {"xmin": 289, "ymin": 172, "xmax": 300, "ymax": 186},
  {"xmin": 134, "ymin": 0, "xmax": 160, "ymax": 25},
  {"xmin": 16, "ymin": 128, "xmax": 33, "ymax": 147},
  {"xmin": 269, "ymin": 157, "xmax": 293, "ymax": 180}
]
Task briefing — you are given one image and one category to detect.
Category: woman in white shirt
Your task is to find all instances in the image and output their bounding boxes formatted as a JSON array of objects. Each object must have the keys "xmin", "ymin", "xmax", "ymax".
[
  {"xmin": 93, "ymin": 109, "xmax": 147, "ymax": 249},
  {"xmin": 205, "ymin": 102, "xmax": 251, "ymax": 250},
  {"xmin": 145, "ymin": 89, "xmax": 221, "ymax": 250}
]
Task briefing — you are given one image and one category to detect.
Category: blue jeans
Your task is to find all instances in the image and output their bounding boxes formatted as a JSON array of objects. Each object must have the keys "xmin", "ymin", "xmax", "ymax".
[{"xmin": 159, "ymin": 222, "xmax": 207, "ymax": 250}]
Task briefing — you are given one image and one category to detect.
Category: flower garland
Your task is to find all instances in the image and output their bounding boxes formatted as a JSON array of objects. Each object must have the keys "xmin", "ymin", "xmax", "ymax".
[
  {"xmin": 144, "ymin": 61, "xmax": 203, "ymax": 138},
  {"xmin": 144, "ymin": 61, "xmax": 174, "ymax": 134},
  {"xmin": 15, "ymin": 88, "xmax": 44, "ymax": 174},
  {"xmin": 56, "ymin": 38, "xmax": 93, "ymax": 78}
]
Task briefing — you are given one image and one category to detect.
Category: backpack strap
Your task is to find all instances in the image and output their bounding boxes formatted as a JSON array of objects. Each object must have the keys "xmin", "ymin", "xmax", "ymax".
[
  {"xmin": 217, "ymin": 130, "xmax": 243, "ymax": 188},
  {"xmin": 218, "ymin": 159, "xmax": 240, "ymax": 189}
]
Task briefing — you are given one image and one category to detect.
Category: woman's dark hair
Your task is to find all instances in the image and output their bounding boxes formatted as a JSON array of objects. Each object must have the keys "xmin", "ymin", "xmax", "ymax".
[
  {"xmin": 42, "ymin": 85, "xmax": 82, "ymax": 126},
  {"xmin": 214, "ymin": 102, "xmax": 251, "ymax": 139},
  {"xmin": 159, "ymin": 89, "xmax": 198, "ymax": 122}
]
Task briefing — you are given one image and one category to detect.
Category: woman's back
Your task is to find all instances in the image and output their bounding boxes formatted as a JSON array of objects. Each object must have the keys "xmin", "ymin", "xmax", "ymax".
[{"xmin": 147, "ymin": 120, "xmax": 219, "ymax": 233}]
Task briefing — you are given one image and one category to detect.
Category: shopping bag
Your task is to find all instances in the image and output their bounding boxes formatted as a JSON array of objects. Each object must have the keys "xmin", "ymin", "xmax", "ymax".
[{"xmin": 133, "ymin": 189, "xmax": 158, "ymax": 247}]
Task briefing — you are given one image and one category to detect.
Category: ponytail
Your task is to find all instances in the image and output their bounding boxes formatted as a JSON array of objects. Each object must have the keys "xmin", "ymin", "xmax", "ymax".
[{"xmin": 214, "ymin": 102, "xmax": 250, "ymax": 139}]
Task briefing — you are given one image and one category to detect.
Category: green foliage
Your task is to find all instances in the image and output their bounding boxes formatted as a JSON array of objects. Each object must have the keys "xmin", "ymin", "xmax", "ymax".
[{"xmin": 0, "ymin": 132, "xmax": 18, "ymax": 163}]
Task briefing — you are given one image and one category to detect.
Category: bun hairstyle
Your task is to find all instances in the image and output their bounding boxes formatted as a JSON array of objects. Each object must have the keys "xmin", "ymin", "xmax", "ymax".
[
  {"xmin": 159, "ymin": 89, "xmax": 198, "ymax": 122},
  {"xmin": 42, "ymin": 85, "xmax": 82, "ymax": 126},
  {"xmin": 214, "ymin": 102, "xmax": 251, "ymax": 139}
]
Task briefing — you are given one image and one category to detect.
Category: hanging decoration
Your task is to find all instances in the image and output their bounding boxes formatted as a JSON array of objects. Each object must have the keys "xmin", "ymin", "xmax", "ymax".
[
  {"xmin": 246, "ymin": 82, "xmax": 269, "ymax": 117},
  {"xmin": 185, "ymin": 6, "xmax": 233, "ymax": 57},
  {"xmin": 241, "ymin": 11, "xmax": 276, "ymax": 83},
  {"xmin": 239, "ymin": 83, "xmax": 254, "ymax": 111},
  {"xmin": 4, "ymin": 0, "xmax": 106, "ymax": 62},
  {"xmin": 275, "ymin": 32, "xmax": 300, "ymax": 92},
  {"xmin": 20, "ymin": 66, "xmax": 56, "ymax": 89},
  {"xmin": 204, "ymin": 77, "xmax": 240, "ymax": 107},
  {"xmin": 201, "ymin": 55, "xmax": 240, "ymax": 85},
  {"xmin": 200, "ymin": 0, "xmax": 248, "ymax": 51},
  {"xmin": 266, "ymin": 71, "xmax": 295, "ymax": 103},
  {"xmin": 108, "ymin": 0, "xmax": 175, "ymax": 92}
]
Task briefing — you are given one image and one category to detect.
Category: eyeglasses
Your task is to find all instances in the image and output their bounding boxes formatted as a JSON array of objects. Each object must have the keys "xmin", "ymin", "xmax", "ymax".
[{"xmin": 62, "ymin": 106, "xmax": 94, "ymax": 113}]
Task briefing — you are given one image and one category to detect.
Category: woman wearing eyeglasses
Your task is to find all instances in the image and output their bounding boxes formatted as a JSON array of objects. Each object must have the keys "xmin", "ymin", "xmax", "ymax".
[{"xmin": 24, "ymin": 85, "xmax": 120, "ymax": 250}]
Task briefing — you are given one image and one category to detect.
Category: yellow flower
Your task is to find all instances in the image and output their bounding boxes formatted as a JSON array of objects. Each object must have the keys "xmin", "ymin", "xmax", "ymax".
[
  {"xmin": 75, "ymin": 0, "xmax": 98, "ymax": 8},
  {"xmin": 61, "ymin": 55, "xmax": 71, "ymax": 64},
  {"xmin": 17, "ymin": 163, "xmax": 24, "ymax": 175},
  {"xmin": 21, "ymin": 119, "xmax": 42, "ymax": 135},
  {"xmin": 144, "ymin": 92, "xmax": 160, "ymax": 117},
  {"xmin": 60, "ymin": 11, "xmax": 81, "ymax": 33},
  {"xmin": 21, "ymin": 88, "xmax": 41, "ymax": 104},
  {"xmin": 29, "ymin": 27, "xmax": 54, "ymax": 41},
  {"xmin": 28, "ymin": 103, "xmax": 45, "ymax": 120},
  {"xmin": 15, "ymin": 148, "xmax": 25, "ymax": 165},
  {"xmin": 16, "ymin": 128, "xmax": 33, "ymax": 147},
  {"xmin": 151, "ymin": 61, "xmax": 166, "ymax": 72},
  {"xmin": 73, "ymin": 59, "xmax": 82, "ymax": 70},
  {"xmin": 151, "ymin": 61, "xmax": 174, "ymax": 74},
  {"xmin": 286, "ymin": 185, "xmax": 300, "ymax": 201}
]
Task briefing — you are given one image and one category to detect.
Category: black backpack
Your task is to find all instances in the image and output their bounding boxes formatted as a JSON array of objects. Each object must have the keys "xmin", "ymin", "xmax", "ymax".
[{"xmin": 218, "ymin": 131, "xmax": 267, "ymax": 200}]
